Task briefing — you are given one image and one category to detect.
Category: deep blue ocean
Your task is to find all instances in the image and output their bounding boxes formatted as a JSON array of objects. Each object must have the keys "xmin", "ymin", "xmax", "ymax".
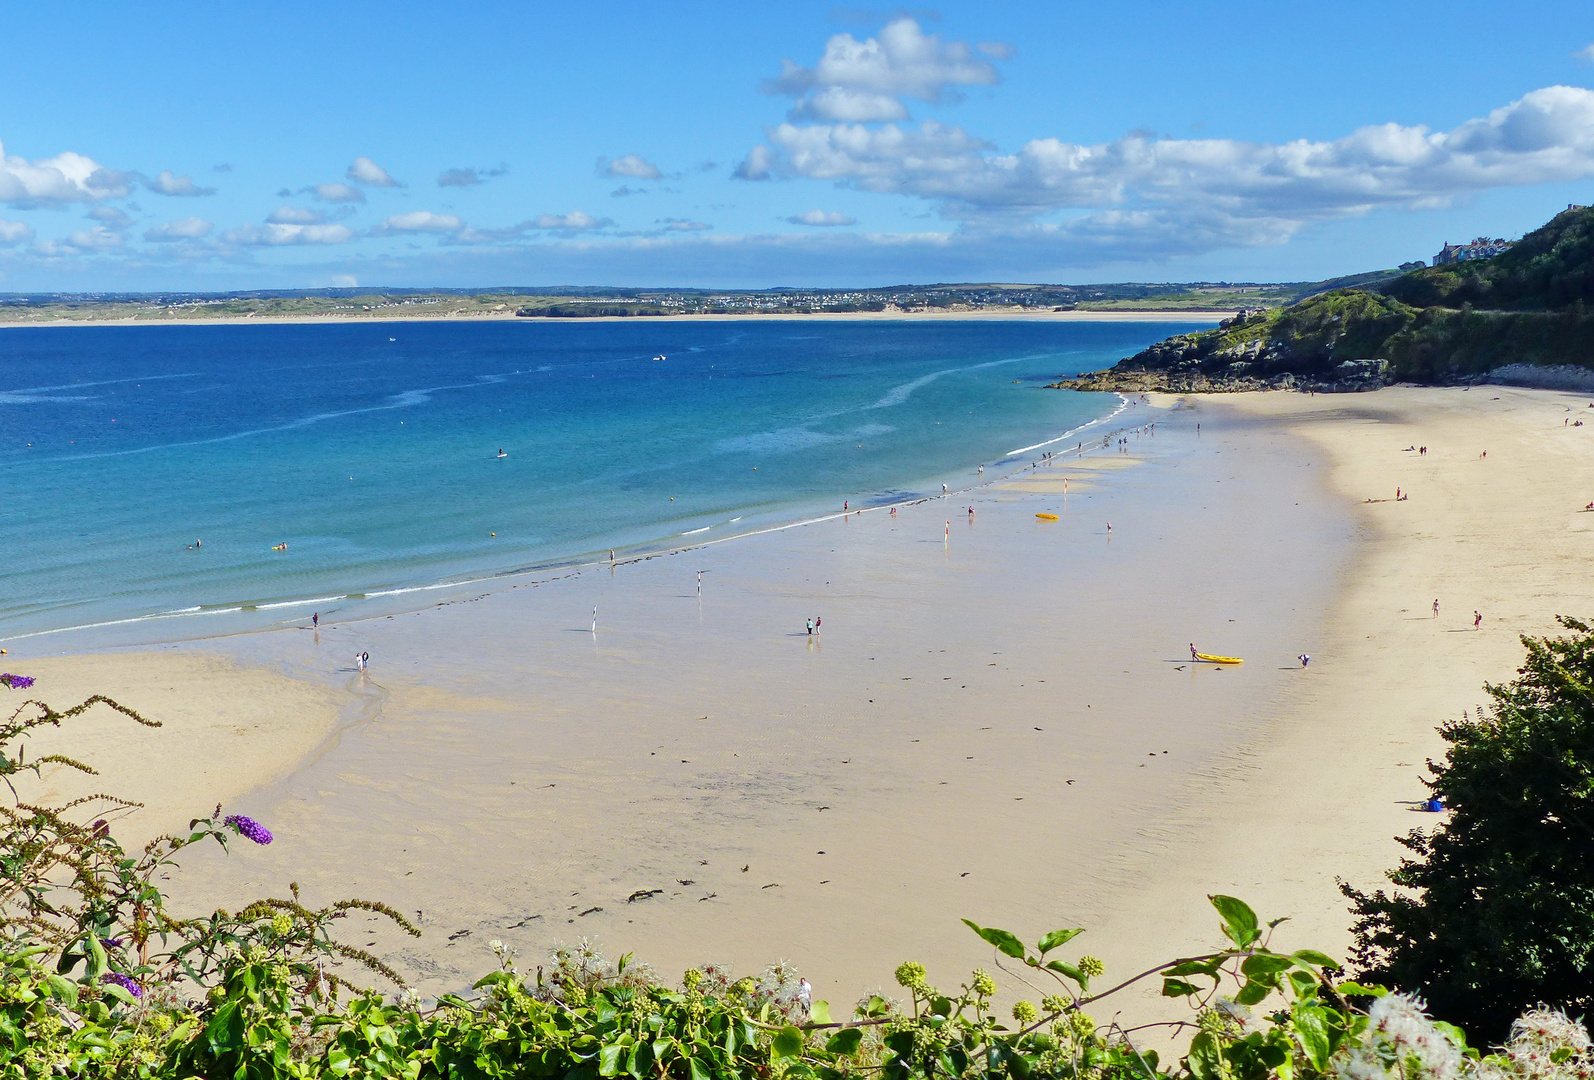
[{"xmin": 0, "ymin": 317, "xmax": 1213, "ymax": 644}]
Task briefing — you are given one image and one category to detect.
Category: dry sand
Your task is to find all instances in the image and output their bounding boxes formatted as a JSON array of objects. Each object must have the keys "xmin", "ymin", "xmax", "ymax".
[
  {"xmin": 11, "ymin": 650, "xmax": 344, "ymax": 847},
  {"xmin": 13, "ymin": 384, "xmax": 1591, "ymax": 1022}
]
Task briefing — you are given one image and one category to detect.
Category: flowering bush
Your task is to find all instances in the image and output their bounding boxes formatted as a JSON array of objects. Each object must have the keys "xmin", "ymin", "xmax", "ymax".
[{"xmin": 2, "ymin": 692, "xmax": 1576, "ymax": 1079}]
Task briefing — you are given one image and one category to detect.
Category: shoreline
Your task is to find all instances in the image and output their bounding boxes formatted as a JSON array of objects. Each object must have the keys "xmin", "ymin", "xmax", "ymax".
[
  {"xmin": 0, "ymin": 308, "xmax": 1232, "ymax": 330},
  {"xmin": 19, "ymin": 385, "xmax": 1587, "ymax": 1018},
  {"xmin": 1, "ymin": 396, "xmax": 1135, "ymax": 654}
]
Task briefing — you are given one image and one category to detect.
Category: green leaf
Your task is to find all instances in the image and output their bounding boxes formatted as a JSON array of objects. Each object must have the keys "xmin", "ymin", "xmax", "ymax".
[
  {"xmin": 688, "ymin": 1057, "xmax": 712, "ymax": 1080},
  {"xmin": 99, "ymin": 981, "xmax": 137, "ymax": 1007},
  {"xmin": 1292, "ymin": 1006, "xmax": 1333, "ymax": 1071},
  {"xmin": 930, "ymin": 997, "xmax": 953, "ymax": 1017},
  {"xmin": 1165, "ymin": 959, "xmax": 1223, "ymax": 978},
  {"xmin": 42, "ymin": 974, "xmax": 78, "ymax": 1005},
  {"xmin": 826, "ymin": 1029, "xmax": 863, "ymax": 1056},
  {"xmin": 1234, "ymin": 979, "xmax": 1270, "ymax": 1006},
  {"xmin": 773, "ymin": 1026, "xmax": 805, "ymax": 1060},
  {"xmin": 1161, "ymin": 978, "xmax": 1201, "ymax": 998},
  {"xmin": 1045, "ymin": 959, "xmax": 1087, "ymax": 991},
  {"xmin": 864, "ymin": 995, "xmax": 891, "ymax": 1017},
  {"xmin": 85, "ymin": 935, "xmax": 108, "ymax": 981},
  {"xmin": 599, "ymin": 1044, "xmax": 626, "ymax": 1076},
  {"xmin": 1186, "ymin": 1032, "xmax": 1223, "ymax": 1080},
  {"xmin": 1333, "ymin": 981, "xmax": 1388, "ymax": 998},
  {"xmin": 1291, "ymin": 949, "xmax": 1339, "ymax": 968},
  {"xmin": 472, "ymin": 971, "xmax": 513, "ymax": 989},
  {"xmin": 1240, "ymin": 954, "xmax": 1295, "ymax": 977},
  {"xmin": 962, "ymin": 919, "xmax": 1027, "ymax": 959},
  {"xmin": 1036, "ymin": 929, "xmax": 1084, "ymax": 955},
  {"xmin": 1209, "ymin": 895, "xmax": 1261, "ymax": 947},
  {"xmin": 809, "ymin": 1000, "xmax": 831, "ymax": 1025}
]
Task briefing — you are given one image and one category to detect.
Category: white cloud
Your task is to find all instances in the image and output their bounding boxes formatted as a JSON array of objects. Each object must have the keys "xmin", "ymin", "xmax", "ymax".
[
  {"xmin": 0, "ymin": 220, "xmax": 34, "ymax": 246},
  {"xmin": 145, "ymin": 170, "xmax": 215, "ymax": 197},
  {"xmin": 532, "ymin": 211, "xmax": 613, "ymax": 231},
  {"xmin": 741, "ymin": 84, "xmax": 1594, "ymax": 255},
  {"xmin": 0, "ymin": 139, "xmax": 130, "ymax": 207},
  {"xmin": 734, "ymin": 145, "xmax": 778, "ymax": 181},
  {"xmin": 375, "ymin": 210, "xmax": 464, "ymax": 234},
  {"xmin": 347, "ymin": 156, "xmax": 398, "ymax": 186},
  {"xmin": 88, "ymin": 205, "xmax": 133, "ymax": 229},
  {"xmin": 765, "ymin": 18, "xmax": 1005, "ymax": 121},
  {"xmin": 1578, "ymin": 44, "xmax": 1594, "ymax": 63},
  {"xmin": 659, "ymin": 218, "xmax": 712, "ymax": 232},
  {"xmin": 438, "ymin": 164, "xmax": 508, "ymax": 187},
  {"xmin": 267, "ymin": 205, "xmax": 325, "ymax": 224},
  {"xmin": 33, "ymin": 226, "xmax": 124, "ymax": 255},
  {"xmin": 143, "ymin": 217, "xmax": 213, "ymax": 241},
  {"xmin": 222, "ymin": 223, "xmax": 355, "ymax": 246},
  {"xmin": 600, "ymin": 154, "xmax": 663, "ymax": 179},
  {"xmin": 787, "ymin": 209, "xmax": 857, "ymax": 226},
  {"xmin": 309, "ymin": 182, "xmax": 365, "ymax": 203},
  {"xmin": 331, "ymin": 274, "xmax": 358, "ymax": 287}
]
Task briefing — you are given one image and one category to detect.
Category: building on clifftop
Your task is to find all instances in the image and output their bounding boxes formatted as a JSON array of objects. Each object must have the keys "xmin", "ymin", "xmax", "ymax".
[{"xmin": 1434, "ymin": 237, "xmax": 1515, "ymax": 265}]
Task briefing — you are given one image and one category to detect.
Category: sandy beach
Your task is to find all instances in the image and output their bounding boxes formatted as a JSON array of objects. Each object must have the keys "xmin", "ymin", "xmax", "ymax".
[{"xmin": 12, "ymin": 384, "xmax": 1591, "ymax": 1020}]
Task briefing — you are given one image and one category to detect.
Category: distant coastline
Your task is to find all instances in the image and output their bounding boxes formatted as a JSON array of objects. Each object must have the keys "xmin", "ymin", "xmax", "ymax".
[{"xmin": 0, "ymin": 307, "xmax": 1233, "ymax": 329}]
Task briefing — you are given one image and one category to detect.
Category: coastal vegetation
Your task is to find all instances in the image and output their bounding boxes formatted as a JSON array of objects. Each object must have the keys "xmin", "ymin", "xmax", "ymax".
[
  {"xmin": 1345, "ymin": 617, "xmax": 1594, "ymax": 1041},
  {"xmin": 0, "ymin": 275, "xmax": 1400, "ymax": 326},
  {"xmin": 1058, "ymin": 206, "xmax": 1594, "ymax": 392},
  {"xmin": 4, "ymin": 618, "xmax": 1594, "ymax": 1078}
]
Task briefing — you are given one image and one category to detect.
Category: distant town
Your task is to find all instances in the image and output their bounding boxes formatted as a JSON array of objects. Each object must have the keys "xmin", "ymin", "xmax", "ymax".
[{"xmin": 0, "ymin": 270, "xmax": 1414, "ymax": 325}]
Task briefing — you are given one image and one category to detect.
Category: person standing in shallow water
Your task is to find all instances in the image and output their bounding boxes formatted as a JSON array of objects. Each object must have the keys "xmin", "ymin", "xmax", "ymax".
[
  {"xmin": 806, "ymin": 618, "xmax": 814, "ymax": 636},
  {"xmin": 312, "ymin": 612, "xmax": 318, "ymax": 629}
]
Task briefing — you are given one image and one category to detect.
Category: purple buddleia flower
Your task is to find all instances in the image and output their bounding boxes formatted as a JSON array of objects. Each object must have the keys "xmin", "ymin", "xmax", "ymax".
[
  {"xmin": 101, "ymin": 972, "xmax": 143, "ymax": 998},
  {"xmin": 0, "ymin": 674, "xmax": 36, "ymax": 690},
  {"xmin": 100, "ymin": 938, "xmax": 124, "ymax": 949},
  {"xmin": 223, "ymin": 814, "xmax": 273, "ymax": 845}
]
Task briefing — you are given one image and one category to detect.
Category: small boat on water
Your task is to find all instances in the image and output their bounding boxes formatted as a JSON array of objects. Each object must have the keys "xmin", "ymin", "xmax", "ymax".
[
  {"xmin": 496, "ymin": 448, "xmax": 508, "ymax": 459},
  {"xmin": 1035, "ymin": 512, "xmax": 1059, "ymax": 521},
  {"xmin": 651, "ymin": 354, "xmax": 666, "ymax": 362},
  {"xmin": 1196, "ymin": 652, "xmax": 1243, "ymax": 664}
]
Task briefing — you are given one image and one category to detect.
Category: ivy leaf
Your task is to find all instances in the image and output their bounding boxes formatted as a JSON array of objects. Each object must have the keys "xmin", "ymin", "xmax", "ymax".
[
  {"xmin": 1037, "ymin": 929, "xmax": 1084, "ymax": 956},
  {"xmin": 827, "ymin": 1029, "xmax": 864, "ymax": 1056},
  {"xmin": 773, "ymin": 1026, "xmax": 805, "ymax": 1060},
  {"xmin": 598, "ymin": 1044, "xmax": 625, "ymax": 1076},
  {"xmin": 809, "ymin": 1000, "xmax": 830, "ymax": 1024},
  {"xmin": 963, "ymin": 919, "xmax": 1027, "ymax": 959}
]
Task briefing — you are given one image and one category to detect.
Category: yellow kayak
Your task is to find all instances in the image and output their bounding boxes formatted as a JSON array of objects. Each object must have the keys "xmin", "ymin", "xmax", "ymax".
[
  {"xmin": 1196, "ymin": 653, "xmax": 1244, "ymax": 664},
  {"xmin": 1035, "ymin": 513, "xmax": 1059, "ymax": 521}
]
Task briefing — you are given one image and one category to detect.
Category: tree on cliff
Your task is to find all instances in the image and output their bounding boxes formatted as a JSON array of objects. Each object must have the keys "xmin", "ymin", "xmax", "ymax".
[{"xmin": 1345, "ymin": 616, "xmax": 1594, "ymax": 1041}]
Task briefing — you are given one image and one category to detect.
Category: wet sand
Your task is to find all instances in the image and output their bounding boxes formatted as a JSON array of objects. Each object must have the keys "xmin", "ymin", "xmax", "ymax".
[{"xmin": 155, "ymin": 397, "xmax": 1350, "ymax": 1004}]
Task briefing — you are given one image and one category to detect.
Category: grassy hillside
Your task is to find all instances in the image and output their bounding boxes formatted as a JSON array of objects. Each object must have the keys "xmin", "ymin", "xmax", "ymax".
[{"xmin": 1060, "ymin": 205, "xmax": 1594, "ymax": 391}]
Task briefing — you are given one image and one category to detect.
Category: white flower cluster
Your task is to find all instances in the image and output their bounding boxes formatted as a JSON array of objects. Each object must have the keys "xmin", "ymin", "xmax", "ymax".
[
  {"xmin": 1335, "ymin": 994, "xmax": 1465, "ymax": 1080},
  {"xmin": 1476, "ymin": 1009, "xmax": 1594, "ymax": 1080}
]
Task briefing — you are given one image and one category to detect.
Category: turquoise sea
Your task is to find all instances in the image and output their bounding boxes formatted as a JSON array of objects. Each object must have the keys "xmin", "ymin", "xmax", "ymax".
[{"xmin": 0, "ymin": 318, "xmax": 1213, "ymax": 645}]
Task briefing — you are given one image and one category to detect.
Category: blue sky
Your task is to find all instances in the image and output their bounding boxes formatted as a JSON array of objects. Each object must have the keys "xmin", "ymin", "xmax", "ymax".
[{"xmin": 3, "ymin": 1, "xmax": 1594, "ymax": 291}]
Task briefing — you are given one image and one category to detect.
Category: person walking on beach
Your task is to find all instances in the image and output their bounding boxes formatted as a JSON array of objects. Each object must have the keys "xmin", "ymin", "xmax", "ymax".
[
  {"xmin": 1433, "ymin": 598, "xmax": 1440, "ymax": 617},
  {"xmin": 815, "ymin": 616, "xmax": 821, "ymax": 634},
  {"xmin": 1191, "ymin": 643, "xmax": 1199, "ymax": 662},
  {"xmin": 806, "ymin": 618, "xmax": 814, "ymax": 636},
  {"xmin": 362, "ymin": 651, "xmax": 370, "ymax": 670},
  {"xmin": 1474, "ymin": 610, "xmax": 1483, "ymax": 630},
  {"xmin": 312, "ymin": 612, "xmax": 318, "ymax": 629},
  {"xmin": 1298, "ymin": 654, "xmax": 1310, "ymax": 668}
]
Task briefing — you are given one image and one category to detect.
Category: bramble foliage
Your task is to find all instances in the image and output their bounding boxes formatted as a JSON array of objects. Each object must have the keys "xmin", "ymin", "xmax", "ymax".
[
  {"xmin": 1, "ymin": 689, "xmax": 1582, "ymax": 1080},
  {"xmin": 1346, "ymin": 617, "xmax": 1594, "ymax": 1041}
]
